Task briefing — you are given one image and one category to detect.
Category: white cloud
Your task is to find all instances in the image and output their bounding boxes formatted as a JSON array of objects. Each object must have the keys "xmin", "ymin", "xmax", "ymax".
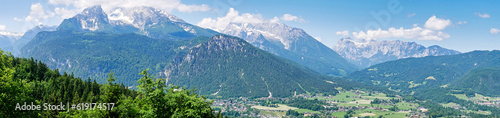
[
  {"xmin": 0, "ymin": 25, "xmax": 5, "ymax": 30},
  {"xmin": 281, "ymin": 14, "xmax": 306, "ymax": 22},
  {"xmin": 490, "ymin": 28, "xmax": 500, "ymax": 34},
  {"xmin": 25, "ymin": 3, "xmax": 55, "ymax": 24},
  {"xmin": 424, "ymin": 15, "xmax": 451, "ymax": 30},
  {"xmin": 336, "ymin": 30, "xmax": 349, "ymax": 37},
  {"xmin": 48, "ymin": 0, "xmax": 210, "ymax": 14},
  {"xmin": 270, "ymin": 17, "xmax": 280, "ymax": 23},
  {"xmin": 407, "ymin": 13, "xmax": 416, "ymax": 18},
  {"xmin": 345, "ymin": 16, "xmax": 452, "ymax": 41},
  {"xmin": 475, "ymin": 12, "xmax": 490, "ymax": 18},
  {"xmin": 352, "ymin": 25, "xmax": 450, "ymax": 41},
  {"xmin": 54, "ymin": 7, "xmax": 79, "ymax": 19},
  {"xmin": 197, "ymin": 8, "xmax": 267, "ymax": 32},
  {"xmin": 457, "ymin": 21, "xmax": 467, "ymax": 25},
  {"xmin": 0, "ymin": 31, "xmax": 23, "ymax": 37},
  {"xmin": 197, "ymin": 8, "xmax": 307, "ymax": 32},
  {"xmin": 13, "ymin": 17, "xmax": 23, "ymax": 22}
]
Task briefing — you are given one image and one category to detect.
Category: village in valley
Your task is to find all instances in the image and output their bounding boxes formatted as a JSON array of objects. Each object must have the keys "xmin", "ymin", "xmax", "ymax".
[{"xmin": 210, "ymin": 88, "xmax": 430, "ymax": 118}]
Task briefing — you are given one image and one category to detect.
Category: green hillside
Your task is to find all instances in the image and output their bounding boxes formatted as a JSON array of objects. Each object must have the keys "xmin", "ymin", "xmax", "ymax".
[
  {"xmin": 166, "ymin": 34, "xmax": 349, "ymax": 98},
  {"xmin": 348, "ymin": 50, "xmax": 500, "ymax": 94},
  {"xmin": 20, "ymin": 31, "xmax": 373, "ymax": 98},
  {"xmin": 451, "ymin": 67, "xmax": 500, "ymax": 96},
  {"xmin": 20, "ymin": 30, "xmax": 209, "ymax": 86}
]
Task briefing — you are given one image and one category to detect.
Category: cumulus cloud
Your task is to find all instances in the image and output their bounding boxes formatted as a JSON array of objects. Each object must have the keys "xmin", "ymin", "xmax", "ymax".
[
  {"xmin": 491, "ymin": 28, "xmax": 500, "ymax": 34},
  {"xmin": 350, "ymin": 16, "xmax": 452, "ymax": 41},
  {"xmin": 13, "ymin": 17, "xmax": 23, "ymax": 22},
  {"xmin": 0, "ymin": 25, "xmax": 5, "ymax": 30},
  {"xmin": 197, "ymin": 8, "xmax": 267, "ymax": 32},
  {"xmin": 336, "ymin": 30, "xmax": 349, "ymax": 37},
  {"xmin": 25, "ymin": 3, "xmax": 55, "ymax": 24},
  {"xmin": 281, "ymin": 14, "xmax": 306, "ymax": 22},
  {"xmin": 54, "ymin": 7, "xmax": 79, "ymax": 19},
  {"xmin": 424, "ymin": 15, "xmax": 451, "ymax": 30},
  {"xmin": 475, "ymin": 12, "xmax": 490, "ymax": 18},
  {"xmin": 197, "ymin": 8, "xmax": 307, "ymax": 32}
]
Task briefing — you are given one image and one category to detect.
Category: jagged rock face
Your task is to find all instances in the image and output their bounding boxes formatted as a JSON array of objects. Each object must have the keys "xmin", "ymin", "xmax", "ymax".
[
  {"xmin": 220, "ymin": 22, "xmax": 357, "ymax": 76},
  {"xmin": 333, "ymin": 38, "xmax": 461, "ymax": 68},
  {"xmin": 75, "ymin": 5, "xmax": 111, "ymax": 31},
  {"xmin": 223, "ymin": 22, "xmax": 306, "ymax": 50},
  {"xmin": 57, "ymin": 5, "xmax": 217, "ymax": 40},
  {"xmin": 108, "ymin": 7, "xmax": 185, "ymax": 30}
]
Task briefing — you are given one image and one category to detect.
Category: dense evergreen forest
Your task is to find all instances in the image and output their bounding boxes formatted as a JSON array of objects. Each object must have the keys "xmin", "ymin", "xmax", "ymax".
[{"xmin": 0, "ymin": 50, "xmax": 224, "ymax": 117}]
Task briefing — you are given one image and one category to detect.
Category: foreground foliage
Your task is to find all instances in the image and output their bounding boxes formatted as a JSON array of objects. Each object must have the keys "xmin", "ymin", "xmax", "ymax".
[{"xmin": 0, "ymin": 50, "xmax": 223, "ymax": 117}]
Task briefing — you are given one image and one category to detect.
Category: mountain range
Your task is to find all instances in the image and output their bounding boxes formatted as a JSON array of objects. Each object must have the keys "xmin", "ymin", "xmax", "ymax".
[
  {"xmin": 0, "ymin": 31, "xmax": 21, "ymax": 52},
  {"xmin": 334, "ymin": 38, "xmax": 461, "ymax": 68},
  {"xmin": 166, "ymin": 34, "xmax": 347, "ymax": 97},
  {"xmin": 0, "ymin": 25, "xmax": 56, "ymax": 55},
  {"xmin": 348, "ymin": 50, "xmax": 500, "ymax": 96},
  {"xmin": 19, "ymin": 6, "xmax": 365, "ymax": 98},
  {"xmin": 220, "ymin": 22, "xmax": 356, "ymax": 76},
  {"xmin": 57, "ymin": 5, "xmax": 218, "ymax": 40}
]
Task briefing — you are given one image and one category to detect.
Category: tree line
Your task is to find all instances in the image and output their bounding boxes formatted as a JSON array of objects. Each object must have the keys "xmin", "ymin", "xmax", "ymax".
[{"xmin": 0, "ymin": 50, "xmax": 225, "ymax": 117}]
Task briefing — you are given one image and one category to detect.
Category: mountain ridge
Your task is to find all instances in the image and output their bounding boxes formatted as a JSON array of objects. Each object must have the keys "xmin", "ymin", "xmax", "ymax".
[
  {"xmin": 221, "ymin": 22, "xmax": 357, "ymax": 76},
  {"xmin": 334, "ymin": 38, "xmax": 461, "ymax": 68},
  {"xmin": 348, "ymin": 50, "xmax": 500, "ymax": 94},
  {"xmin": 57, "ymin": 5, "xmax": 218, "ymax": 40},
  {"xmin": 166, "ymin": 34, "xmax": 352, "ymax": 97}
]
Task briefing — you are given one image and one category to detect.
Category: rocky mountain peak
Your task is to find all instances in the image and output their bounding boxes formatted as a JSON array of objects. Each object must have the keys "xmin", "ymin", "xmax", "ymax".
[
  {"xmin": 108, "ymin": 6, "xmax": 185, "ymax": 29},
  {"xmin": 73, "ymin": 5, "xmax": 110, "ymax": 31},
  {"xmin": 334, "ymin": 39, "xmax": 461, "ymax": 68},
  {"xmin": 204, "ymin": 34, "xmax": 247, "ymax": 51}
]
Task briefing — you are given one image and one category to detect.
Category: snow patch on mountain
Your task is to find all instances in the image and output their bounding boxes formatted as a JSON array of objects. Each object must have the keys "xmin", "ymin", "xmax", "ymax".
[
  {"xmin": 333, "ymin": 38, "xmax": 461, "ymax": 68},
  {"xmin": 107, "ymin": 6, "xmax": 185, "ymax": 30},
  {"xmin": 222, "ymin": 22, "xmax": 306, "ymax": 50}
]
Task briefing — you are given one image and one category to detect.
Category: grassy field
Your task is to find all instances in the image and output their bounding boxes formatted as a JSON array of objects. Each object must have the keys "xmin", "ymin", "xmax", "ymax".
[
  {"xmin": 350, "ymin": 109, "xmax": 410, "ymax": 118},
  {"xmin": 395, "ymin": 102, "xmax": 419, "ymax": 110},
  {"xmin": 332, "ymin": 111, "xmax": 347, "ymax": 118},
  {"xmin": 308, "ymin": 91, "xmax": 362, "ymax": 102},
  {"xmin": 451, "ymin": 94, "xmax": 469, "ymax": 100},
  {"xmin": 295, "ymin": 109, "xmax": 320, "ymax": 113},
  {"xmin": 250, "ymin": 104, "xmax": 298, "ymax": 111},
  {"xmin": 466, "ymin": 110, "xmax": 492, "ymax": 115},
  {"xmin": 258, "ymin": 110, "xmax": 286, "ymax": 117}
]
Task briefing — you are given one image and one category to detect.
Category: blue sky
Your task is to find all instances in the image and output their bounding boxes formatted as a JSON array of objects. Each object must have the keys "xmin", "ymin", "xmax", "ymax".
[{"xmin": 0, "ymin": 0, "xmax": 499, "ymax": 52}]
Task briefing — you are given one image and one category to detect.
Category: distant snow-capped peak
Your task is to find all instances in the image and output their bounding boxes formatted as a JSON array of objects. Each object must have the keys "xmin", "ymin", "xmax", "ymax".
[
  {"xmin": 108, "ymin": 6, "xmax": 185, "ymax": 30},
  {"xmin": 73, "ymin": 5, "xmax": 188, "ymax": 31},
  {"xmin": 76, "ymin": 5, "xmax": 109, "ymax": 31},
  {"xmin": 334, "ymin": 38, "xmax": 461, "ymax": 68},
  {"xmin": 222, "ymin": 22, "xmax": 307, "ymax": 50}
]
